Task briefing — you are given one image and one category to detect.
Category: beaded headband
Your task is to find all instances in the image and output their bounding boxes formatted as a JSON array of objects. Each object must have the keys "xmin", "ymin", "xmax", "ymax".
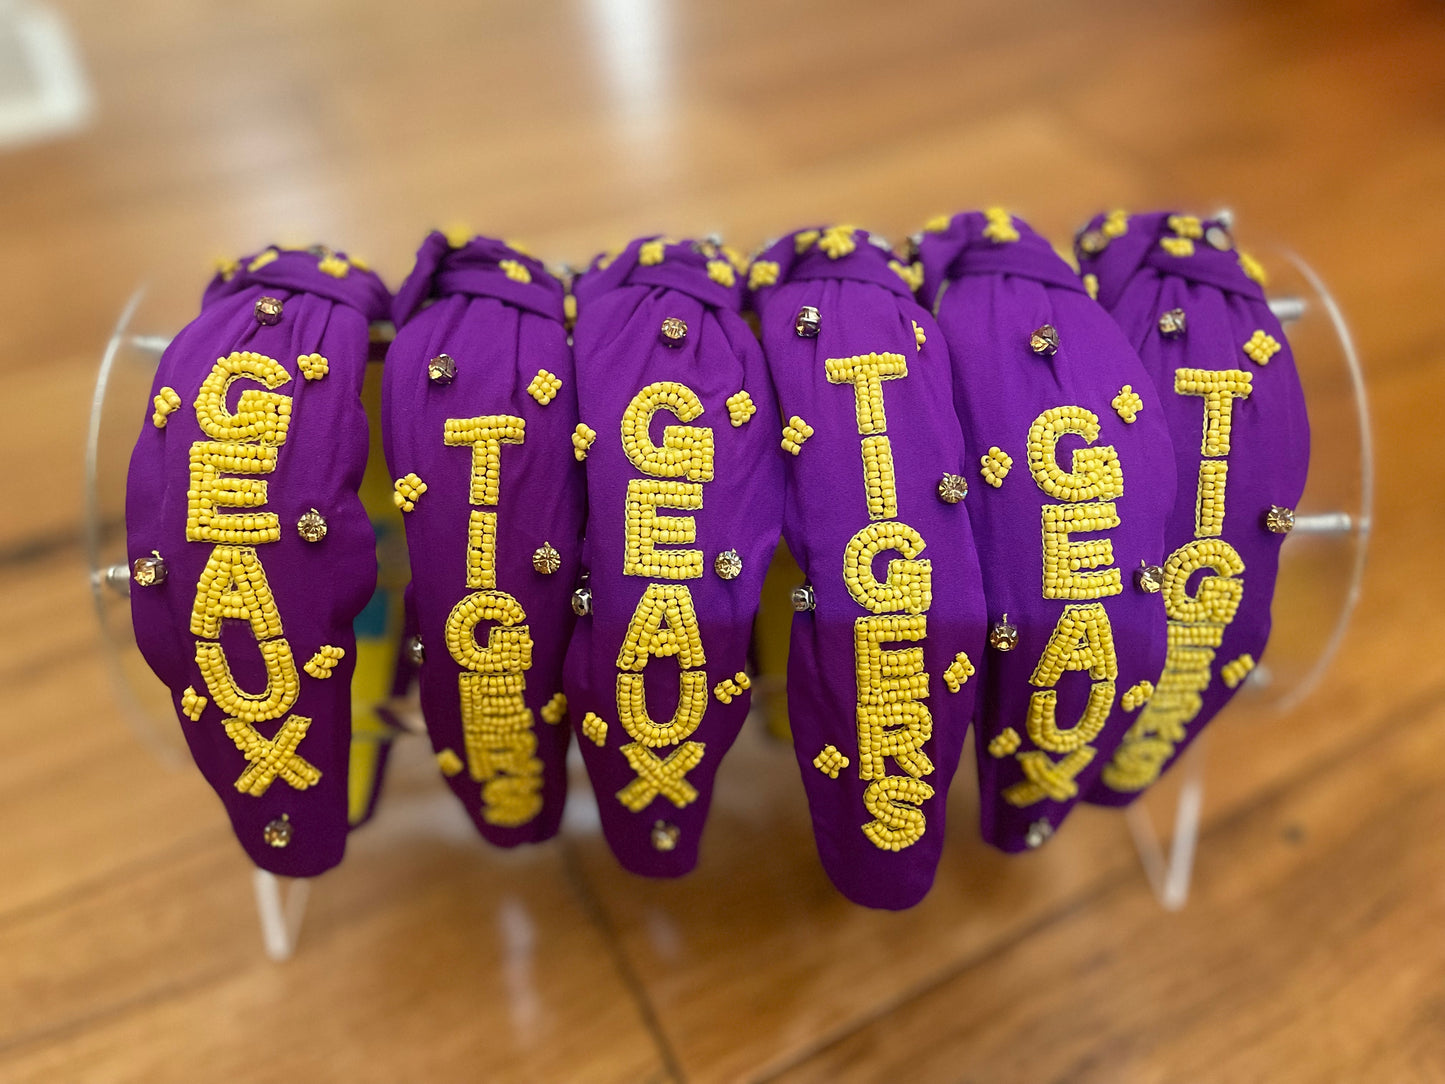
[
  {"xmin": 1073, "ymin": 212, "xmax": 1310, "ymax": 802},
  {"xmin": 383, "ymin": 231, "xmax": 584, "ymax": 843},
  {"xmin": 126, "ymin": 245, "xmax": 391, "ymax": 875},
  {"xmin": 749, "ymin": 225, "xmax": 987, "ymax": 909},
  {"xmin": 917, "ymin": 211, "xmax": 1177, "ymax": 852},
  {"xmin": 563, "ymin": 237, "xmax": 784, "ymax": 875}
]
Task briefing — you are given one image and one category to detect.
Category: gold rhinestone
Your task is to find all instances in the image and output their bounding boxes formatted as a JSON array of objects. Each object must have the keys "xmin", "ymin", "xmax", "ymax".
[
  {"xmin": 132, "ymin": 551, "xmax": 167, "ymax": 587},
  {"xmin": 1265, "ymin": 505, "xmax": 1295, "ymax": 534},
  {"xmin": 1158, "ymin": 308, "xmax": 1187, "ymax": 337},
  {"xmin": 988, "ymin": 614, "xmax": 1019, "ymax": 652},
  {"xmin": 532, "ymin": 542, "xmax": 561, "ymax": 574},
  {"xmin": 1029, "ymin": 324, "xmax": 1059, "ymax": 356},
  {"xmin": 1136, "ymin": 562, "xmax": 1165, "ymax": 593},
  {"xmin": 1078, "ymin": 229, "xmax": 1108, "ymax": 255},
  {"xmin": 296, "ymin": 509, "xmax": 327, "ymax": 543},
  {"xmin": 571, "ymin": 586, "xmax": 593, "ymax": 617},
  {"xmin": 427, "ymin": 354, "xmax": 457, "ymax": 385},
  {"xmin": 714, "ymin": 549, "xmax": 743, "ymax": 580},
  {"xmin": 659, "ymin": 317, "xmax": 688, "ymax": 347},
  {"xmin": 651, "ymin": 820, "xmax": 681, "ymax": 852},
  {"xmin": 1025, "ymin": 818, "xmax": 1053, "ymax": 848},
  {"xmin": 937, "ymin": 473, "xmax": 968, "ymax": 504},
  {"xmin": 1205, "ymin": 225, "xmax": 1233, "ymax": 251},
  {"xmin": 794, "ymin": 305, "xmax": 821, "ymax": 338},
  {"xmin": 790, "ymin": 584, "xmax": 815, "ymax": 612},
  {"xmin": 254, "ymin": 296, "xmax": 283, "ymax": 325},
  {"xmin": 262, "ymin": 814, "xmax": 293, "ymax": 848},
  {"xmin": 403, "ymin": 635, "xmax": 424, "ymax": 667}
]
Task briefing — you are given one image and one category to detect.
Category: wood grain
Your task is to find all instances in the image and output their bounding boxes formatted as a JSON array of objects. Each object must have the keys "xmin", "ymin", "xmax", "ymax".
[{"xmin": 1, "ymin": 0, "xmax": 1441, "ymax": 1080}]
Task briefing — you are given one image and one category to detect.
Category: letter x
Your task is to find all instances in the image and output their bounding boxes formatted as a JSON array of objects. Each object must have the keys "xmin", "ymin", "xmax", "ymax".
[
  {"xmin": 616, "ymin": 741, "xmax": 706, "ymax": 811},
  {"xmin": 224, "ymin": 714, "xmax": 321, "ymax": 796}
]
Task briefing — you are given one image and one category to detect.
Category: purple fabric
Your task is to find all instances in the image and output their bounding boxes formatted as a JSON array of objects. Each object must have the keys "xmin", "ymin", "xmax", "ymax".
[
  {"xmin": 918, "ymin": 212, "xmax": 1176, "ymax": 850},
  {"xmin": 127, "ymin": 246, "xmax": 390, "ymax": 876},
  {"xmin": 383, "ymin": 232, "xmax": 583, "ymax": 844},
  {"xmin": 1074, "ymin": 212, "xmax": 1310, "ymax": 803},
  {"xmin": 564, "ymin": 238, "xmax": 783, "ymax": 877},
  {"xmin": 750, "ymin": 227, "xmax": 987, "ymax": 909}
]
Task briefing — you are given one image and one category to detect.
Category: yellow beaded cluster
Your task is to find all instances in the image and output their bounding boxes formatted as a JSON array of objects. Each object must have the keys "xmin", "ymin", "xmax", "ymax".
[
  {"xmin": 541, "ymin": 692, "xmax": 567, "ymax": 725},
  {"xmin": 1041, "ymin": 502, "xmax": 1123, "ymax": 600},
  {"xmin": 564, "ymin": 294, "xmax": 577, "ymax": 328},
  {"xmin": 861, "ymin": 776, "xmax": 935, "ymax": 851},
  {"xmin": 1243, "ymin": 329, "xmax": 1281, "ymax": 365},
  {"xmin": 196, "ymin": 638, "xmax": 299, "ymax": 723},
  {"xmin": 712, "ymin": 671, "xmax": 751, "ymax": 705},
  {"xmin": 1083, "ymin": 273, "xmax": 1099, "ymax": 300},
  {"xmin": 860, "ymin": 436, "xmax": 899, "ymax": 521},
  {"xmin": 1195, "ymin": 460, "xmax": 1229, "ymax": 536},
  {"xmin": 987, "ymin": 727, "xmax": 1022, "ymax": 758},
  {"xmin": 195, "ymin": 351, "xmax": 293, "ymax": 445},
  {"xmin": 912, "ymin": 321, "xmax": 926, "ymax": 350},
  {"xmin": 572, "ymin": 422, "xmax": 596, "ymax": 460},
  {"xmin": 725, "ymin": 390, "xmax": 756, "ymax": 427},
  {"xmin": 1102, "ymin": 209, "xmax": 1128, "ymax": 238},
  {"xmin": 638, "ymin": 239, "xmax": 665, "ymax": 266},
  {"xmin": 1112, "ymin": 385, "xmax": 1143, "ymax": 423},
  {"xmin": 152, "ymin": 386, "xmax": 182, "ymax": 428},
  {"xmin": 812, "ymin": 745, "xmax": 850, "ymax": 779},
  {"xmin": 1027, "ymin": 407, "xmax": 1123, "ymax": 503},
  {"xmin": 527, "ymin": 368, "xmax": 563, "ymax": 405},
  {"xmin": 248, "ymin": 249, "xmax": 279, "ymax": 272},
  {"xmin": 706, "ymin": 259, "xmax": 736, "ymax": 287},
  {"xmin": 581, "ymin": 711, "xmax": 609, "ymax": 747},
  {"xmin": 980, "ymin": 446, "xmax": 1013, "ymax": 487},
  {"xmin": 923, "ymin": 214, "xmax": 951, "ymax": 233},
  {"xmin": 392, "ymin": 472, "xmax": 427, "ymax": 512},
  {"xmin": 943, "ymin": 651, "xmax": 975, "ymax": 693},
  {"xmin": 825, "ymin": 352, "xmax": 907, "ymax": 434},
  {"xmin": 499, "ymin": 259, "xmax": 531, "ymax": 283},
  {"xmin": 621, "ymin": 382, "xmax": 714, "ymax": 480},
  {"xmin": 1174, "ymin": 368, "xmax": 1252, "ymax": 456},
  {"xmin": 1160, "ymin": 236, "xmax": 1195, "ymax": 258},
  {"xmin": 180, "ymin": 685, "xmax": 208, "ymax": 721},
  {"xmin": 436, "ymin": 748, "xmax": 465, "ymax": 776},
  {"xmin": 844, "ymin": 523, "xmax": 932, "ymax": 614},
  {"xmin": 889, "ymin": 260, "xmax": 923, "ymax": 292},
  {"xmin": 224, "ymin": 713, "xmax": 320, "ymax": 796},
  {"xmin": 297, "ymin": 353, "xmax": 328, "ymax": 381},
  {"xmin": 794, "ymin": 229, "xmax": 820, "ymax": 252},
  {"xmin": 982, "ymin": 207, "xmax": 1019, "ymax": 243},
  {"xmin": 818, "ymin": 224, "xmax": 858, "ymax": 259},
  {"xmin": 747, "ymin": 260, "xmax": 779, "ymax": 290},
  {"xmin": 1238, "ymin": 249, "xmax": 1268, "ymax": 285},
  {"xmin": 303, "ymin": 644, "xmax": 345, "ymax": 680},
  {"xmin": 780, "ymin": 415, "xmax": 814, "ymax": 455},
  {"xmin": 1121, "ymin": 680, "xmax": 1155, "ymax": 712},
  {"xmin": 1004, "ymin": 748, "xmax": 1095, "ymax": 806},
  {"xmin": 616, "ymin": 741, "xmax": 706, "ymax": 811},
  {"xmin": 1221, "ymin": 654, "xmax": 1256, "ymax": 689},
  {"xmin": 187, "ymin": 442, "xmax": 283, "ymax": 544},
  {"xmin": 444, "ymin": 415, "xmax": 526, "ymax": 505},
  {"xmin": 624, "ymin": 479, "xmax": 704, "ymax": 579},
  {"xmin": 1167, "ymin": 214, "xmax": 1203, "ymax": 240},
  {"xmin": 215, "ymin": 256, "xmax": 239, "ymax": 281},
  {"xmin": 317, "ymin": 253, "xmax": 350, "ymax": 278}
]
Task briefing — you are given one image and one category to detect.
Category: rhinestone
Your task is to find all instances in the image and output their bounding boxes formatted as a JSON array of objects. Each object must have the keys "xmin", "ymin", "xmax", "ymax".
[
  {"xmin": 1265, "ymin": 505, "xmax": 1296, "ymax": 534},
  {"xmin": 1158, "ymin": 308, "xmax": 1187, "ymax": 337},
  {"xmin": 714, "ymin": 549, "xmax": 743, "ymax": 580},
  {"xmin": 937, "ymin": 473, "xmax": 968, "ymax": 504},
  {"xmin": 296, "ymin": 509, "xmax": 327, "ymax": 543},
  {"xmin": 403, "ymin": 634, "xmax": 424, "ymax": 667},
  {"xmin": 1029, "ymin": 324, "xmax": 1059, "ymax": 356},
  {"xmin": 1025, "ymin": 819, "xmax": 1053, "ymax": 849},
  {"xmin": 571, "ymin": 586, "xmax": 593, "ymax": 617},
  {"xmin": 1136, "ymin": 562, "xmax": 1165, "ymax": 593},
  {"xmin": 1078, "ymin": 229, "xmax": 1108, "ymax": 255},
  {"xmin": 132, "ymin": 551, "xmax": 167, "ymax": 587},
  {"xmin": 262, "ymin": 814, "xmax": 293, "ymax": 848},
  {"xmin": 427, "ymin": 354, "xmax": 457, "ymax": 385},
  {"xmin": 790, "ymin": 584, "xmax": 816, "ymax": 612},
  {"xmin": 651, "ymin": 820, "xmax": 680, "ymax": 852},
  {"xmin": 254, "ymin": 296, "xmax": 283, "ymax": 325},
  {"xmin": 659, "ymin": 317, "xmax": 688, "ymax": 347},
  {"xmin": 1205, "ymin": 225, "xmax": 1233, "ymax": 251},
  {"xmin": 532, "ymin": 542, "xmax": 562, "ymax": 574},
  {"xmin": 903, "ymin": 232, "xmax": 923, "ymax": 261},
  {"xmin": 794, "ymin": 305, "xmax": 822, "ymax": 338},
  {"xmin": 988, "ymin": 614, "xmax": 1019, "ymax": 652}
]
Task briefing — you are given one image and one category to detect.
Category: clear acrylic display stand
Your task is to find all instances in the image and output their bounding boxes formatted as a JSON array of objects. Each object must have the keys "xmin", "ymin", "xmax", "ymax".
[{"xmin": 84, "ymin": 241, "xmax": 1371, "ymax": 956}]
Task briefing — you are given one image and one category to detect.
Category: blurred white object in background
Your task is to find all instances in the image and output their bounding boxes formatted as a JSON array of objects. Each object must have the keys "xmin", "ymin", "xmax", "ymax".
[{"xmin": 0, "ymin": 0, "xmax": 90, "ymax": 148}]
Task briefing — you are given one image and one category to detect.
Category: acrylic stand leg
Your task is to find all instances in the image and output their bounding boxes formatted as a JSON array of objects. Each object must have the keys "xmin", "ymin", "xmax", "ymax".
[
  {"xmin": 253, "ymin": 871, "xmax": 311, "ymax": 961},
  {"xmin": 1124, "ymin": 736, "xmax": 1207, "ymax": 911}
]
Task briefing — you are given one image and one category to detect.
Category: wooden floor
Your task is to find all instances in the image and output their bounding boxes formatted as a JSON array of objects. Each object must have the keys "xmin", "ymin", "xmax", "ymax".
[{"xmin": 2, "ymin": 1, "xmax": 1443, "ymax": 1080}]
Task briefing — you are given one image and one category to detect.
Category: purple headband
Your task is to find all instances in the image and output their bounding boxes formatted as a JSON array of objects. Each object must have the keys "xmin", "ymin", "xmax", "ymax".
[
  {"xmin": 749, "ymin": 226, "xmax": 987, "ymax": 909},
  {"xmin": 917, "ymin": 211, "xmax": 1176, "ymax": 852},
  {"xmin": 383, "ymin": 231, "xmax": 583, "ymax": 844},
  {"xmin": 1074, "ymin": 212, "xmax": 1309, "ymax": 802},
  {"xmin": 564, "ymin": 237, "xmax": 783, "ymax": 876},
  {"xmin": 127, "ymin": 245, "xmax": 391, "ymax": 875}
]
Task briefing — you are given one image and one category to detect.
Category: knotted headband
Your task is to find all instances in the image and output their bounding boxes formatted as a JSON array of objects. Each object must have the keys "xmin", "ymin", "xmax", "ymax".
[
  {"xmin": 127, "ymin": 245, "xmax": 391, "ymax": 875},
  {"xmin": 749, "ymin": 225, "xmax": 987, "ymax": 909},
  {"xmin": 563, "ymin": 237, "xmax": 784, "ymax": 876},
  {"xmin": 1074, "ymin": 212, "xmax": 1309, "ymax": 802},
  {"xmin": 383, "ymin": 232, "xmax": 584, "ymax": 844},
  {"xmin": 917, "ymin": 211, "xmax": 1176, "ymax": 852}
]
